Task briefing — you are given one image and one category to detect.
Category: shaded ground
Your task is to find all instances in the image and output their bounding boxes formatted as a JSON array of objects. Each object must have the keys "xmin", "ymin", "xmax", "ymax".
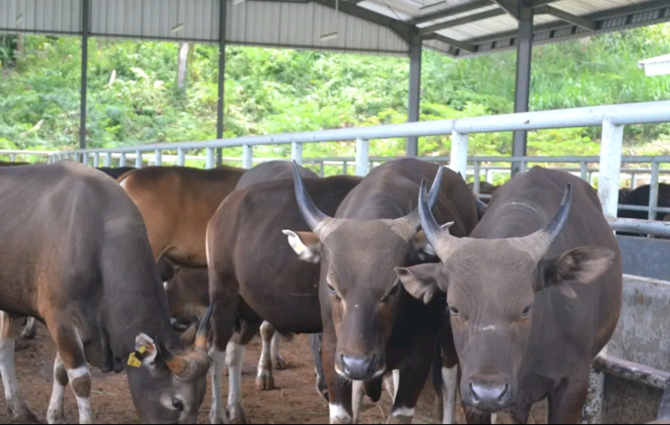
[{"xmin": 0, "ymin": 323, "xmax": 547, "ymax": 424}]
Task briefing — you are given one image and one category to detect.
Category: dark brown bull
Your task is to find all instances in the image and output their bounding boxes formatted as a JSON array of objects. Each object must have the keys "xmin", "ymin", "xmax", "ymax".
[
  {"xmin": 285, "ymin": 158, "xmax": 480, "ymax": 424},
  {"xmin": 0, "ymin": 161, "xmax": 213, "ymax": 424},
  {"xmin": 206, "ymin": 173, "xmax": 362, "ymax": 423},
  {"xmin": 396, "ymin": 166, "xmax": 622, "ymax": 423}
]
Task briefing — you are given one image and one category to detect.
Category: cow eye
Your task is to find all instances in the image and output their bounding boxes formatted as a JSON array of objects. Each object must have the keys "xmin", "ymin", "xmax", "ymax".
[
  {"xmin": 172, "ymin": 398, "xmax": 185, "ymax": 412},
  {"xmin": 448, "ymin": 305, "xmax": 459, "ymax": 316},
  {"xmin": 522, "ymin": 304, "xmax": 533, "ymax": 317},
  {"xmin": 328, "ymin": 285, "xmax": 341, "ymax": 300}
]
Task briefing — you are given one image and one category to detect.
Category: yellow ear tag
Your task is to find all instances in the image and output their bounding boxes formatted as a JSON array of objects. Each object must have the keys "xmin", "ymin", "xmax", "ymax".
[
  {"xmin": 139, "ymin": 345, "xmax": 146, "ymax": 354},
  {"xmin": 127, "ymin": 352, "xmax": 142, "ymax": 368}
]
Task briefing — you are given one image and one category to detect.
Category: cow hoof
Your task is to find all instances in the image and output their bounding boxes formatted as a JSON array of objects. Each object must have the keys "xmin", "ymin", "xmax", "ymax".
[
  {"xmin": 273, "ymin": 355, "xmax": 288, "ymax": 371},
  {"xmin": 227, "ymin": 404, "xmax": 248, "ymax": 424},
  {"xmin": 209, "ymin": 408, "xmax": 230, "ymax": 424},
  {"xmin": 388, "ymin": 415, "xmax": 413, "ymax": 424},
  {"xmin": 255, "ymin": 373, "xmax": 275, "ymax": 391}
]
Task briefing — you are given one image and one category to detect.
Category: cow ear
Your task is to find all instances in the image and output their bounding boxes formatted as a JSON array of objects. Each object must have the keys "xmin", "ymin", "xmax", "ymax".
[
  {"xmin": 128, "ymin": 333, "xmax": 160, "ymax": 372},
  {"xmin": 283, "ymin": 230, "xmax": 322, "ymax": 263},
  {"xmin": 540, "ymin": 246, "xmax": 615, "ymax": 297},
  {"xmin": 394, "ymin": 263, "xmax": 444, "ymax": 305}
]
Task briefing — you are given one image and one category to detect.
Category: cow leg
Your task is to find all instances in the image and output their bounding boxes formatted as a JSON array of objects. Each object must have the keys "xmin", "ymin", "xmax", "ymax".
[
  {"xmin": 439, "ymin": 339, "xmax": 459, "ymax": 425},
  {"xmin": 547, "ymin": 378, "xmax": 589, "ymax": 424},
  {"xmin": 270, "ymin": 328, "xmax": 288, "ymax": 370},
  {"xmin": 210, "ymin": 273, "xmax": 241, "ymax": 425},
  {"xmin": 20, "ymin": 317, "xmax": 37, "ymax": 340},
  {"xmin": 389, "ymin": 346, "xmax": 434, "ymax": 424},
  {"xmin": 228, "ymin": 319, "xmax": 262, "ymax": 424},
  {"xmin": 256, "ymin": 321, "xmax": 276, "ymax": 390},
  {"xmin": 47, "ymin": 354, "xmax": 68, "ymax": 424},
  {"xmin": 323, "ymin": 327, "xmax": 354, "ymax": 424},
  {"xmin": 0, "ymin": 313, "xmax": 37, "ymax": 422},
  {"xmin": 351, "ymin": 380, "xmax": 365, "ymax": 424},
  {"xmin": 47, "ymin": 323, "xmax": 93, "ymax": 424},
  {"xmin": 308, "ymin": 333, "xmax": 329, "ymax": 402}
]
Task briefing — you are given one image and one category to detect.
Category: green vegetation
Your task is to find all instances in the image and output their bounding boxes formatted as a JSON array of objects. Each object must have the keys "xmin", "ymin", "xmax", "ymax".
[{"xmin": 1, "ymin": 23, "xmax": 670, "ymax": 171}]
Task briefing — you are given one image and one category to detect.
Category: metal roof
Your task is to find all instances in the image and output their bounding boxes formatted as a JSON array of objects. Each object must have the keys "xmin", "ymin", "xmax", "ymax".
[
  {"xmin": 0, "ymin": 0, "xmax": 669, "ymax": 58},
  {"xmin": 638, "ymin": 53, "xmax": 670, "ymax": 77}
]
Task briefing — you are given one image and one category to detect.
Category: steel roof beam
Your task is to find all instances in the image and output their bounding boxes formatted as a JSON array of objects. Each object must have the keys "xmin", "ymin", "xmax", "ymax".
[
  {"xmin": 536, "ymin": 5, "xmax": 596, "ymax": 31},
  {"xmin": 492, "ymin": 0, "xmax": 520, "ymax": 20},
  {"xmin": 424, "ymin": 33, "xmax": 476, "ymax": 52},
  {"xmin": 418, "ymin": 8, "xmax": 506, "ymax": 35},
  {"xmin": 412, "ymin": 0, "xmax": 493, "ymax": 25},
  {"xmin": 311, "ymin": 0, "xmax": 412, "ymax": 43}
]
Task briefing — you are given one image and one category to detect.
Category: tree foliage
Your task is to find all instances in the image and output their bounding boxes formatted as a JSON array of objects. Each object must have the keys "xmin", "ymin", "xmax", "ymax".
[{"xmin": 1, "ymin": 24, "xmax": 669, "ymax": 165}]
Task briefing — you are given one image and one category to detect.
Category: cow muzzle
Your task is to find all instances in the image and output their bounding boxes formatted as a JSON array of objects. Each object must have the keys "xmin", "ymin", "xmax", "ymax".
[
  {"xmin": 338, "ymin": 354, "xmax": 384, "ymax": 381},
  {"xmin": 463, "ymin": 378, "xmax": 514, "ymax": 413}
]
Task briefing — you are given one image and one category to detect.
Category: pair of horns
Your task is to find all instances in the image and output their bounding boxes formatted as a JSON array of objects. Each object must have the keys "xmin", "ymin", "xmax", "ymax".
[
  {"xmin": 161, "ymin": 305, "xmax": 213, "ymax": 381},
  {"xmin": 419, "ymin": 177, "xmax": 572, "ymax": 262},
  {"xmin": 291, "ymin": 160, "xmax": 444, "ymax": 240}
]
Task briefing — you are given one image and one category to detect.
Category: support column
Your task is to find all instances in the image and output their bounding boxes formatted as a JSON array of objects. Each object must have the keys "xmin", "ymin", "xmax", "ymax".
[
  {"xmin": 511, "ymin": 4, "xmax": 533, "ymax": 177},
  {"xmin": 216, "ymin": 0, "xmax": 227, "ymax": 167},
  {"xmin": 79, "ymin": 0, "xmax": 90, "ymax": 152},
  {"xmin": 406, "ymin": 31, "xmax": 422, "ymax": 157}
]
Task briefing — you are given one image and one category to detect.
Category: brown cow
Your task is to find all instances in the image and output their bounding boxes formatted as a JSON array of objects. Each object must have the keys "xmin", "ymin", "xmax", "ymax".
[
  {"xmin": 206, "ymin": 173, "xmax": 362, "ymax": 423},
  {"xmin": 285, "ymin": 158, "xmax": 480, "ymax": 424},
  {"xmin": 0, "ymin": 161, "xmax": 212, "ymax": 424},
  {"xmin": 118, "ymin": 165, "xmax": 245, "ymax": 266},
  {"xmin": 396, "ymin": 166, "xmax": 621, "ymax": 423}
]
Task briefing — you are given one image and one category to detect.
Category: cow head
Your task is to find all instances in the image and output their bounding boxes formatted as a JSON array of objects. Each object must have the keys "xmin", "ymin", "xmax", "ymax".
[
  {"xmin": 395, "ymin": 181, "xmax": 615, "ymax": 414},
  {"xmin": 125, "ymin": 306, "xmax": 212, "ymax": 424},
  {"xmin": 284, "ymin": 162, "xmax": 443, "ymax": 382}
]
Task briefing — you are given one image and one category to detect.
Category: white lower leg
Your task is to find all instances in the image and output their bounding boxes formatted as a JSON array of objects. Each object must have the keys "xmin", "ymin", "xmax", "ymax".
[
  {"xmin": 393, "ymin": 369, "xmax": 400, "ymax": 401},
  {"xmin": 47, "ymin": 355, "xmax": 67, "ymax": 424},
  {"xmin": 441, "ymin": 365, "xmax": 458, "ymax": 424},
  {"xmin": 209, "ymin": 348, "xmax": 228, "ymax": 424},
  {"xmin": 351, "ymin": 380, "xmax": 365, "ymax": 424},
  {"xmin": 0, "ymin": 335, "xmax": 29, "ymax": 419},
  {"xmin": 491, "ymin": 413, "xmax": 498, "ymax": 424},
  {"xmin": 270, "ymin": 331, "xmax": 284, "ymax": 367},
  {"xmin": 257, "ymin": 323, "xmax": 273, "ymax": 389},
  {"xmin": 227, "ymin": 342, "xmax": 247, "ymax": 421},
  {"xmin": 391, "ymin": 406, "xmax": 416, "ymax": 421},
  {"xmin": 67, "ymin": 366, "xmax": 92, "ymax": 424},
  {"xmin": 329, "ymin": 403, "xmax": 352, "ymax": 424}
]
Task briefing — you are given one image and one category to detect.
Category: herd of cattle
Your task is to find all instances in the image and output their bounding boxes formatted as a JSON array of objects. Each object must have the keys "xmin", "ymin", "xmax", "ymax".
[{"xmin": 0, "ymin": 157, "xmax": 633, "ymax": 425}]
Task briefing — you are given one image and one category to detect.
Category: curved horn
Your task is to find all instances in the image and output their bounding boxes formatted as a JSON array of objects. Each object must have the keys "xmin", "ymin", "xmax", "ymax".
[
  {"xmin": 418, "ymin": 178, "xmax": 459, "ymax": 256},
  {"xmin": 520, "ymin": 184, "xmax": 572, "ymax": 262},
  {"xmin": 163, "ymin": 305, "xmax": 214, "ymax": 381},
  {"xmin": 393, "ymin": 166, "xmax": 445, "ymax": 240},
  {"xmin": 194, "ymin": 304, "xmax": 213, "ymax": 350},
  {"xmin": 292, "ymin": 160, "xmax": 331, "ymax": 233}
]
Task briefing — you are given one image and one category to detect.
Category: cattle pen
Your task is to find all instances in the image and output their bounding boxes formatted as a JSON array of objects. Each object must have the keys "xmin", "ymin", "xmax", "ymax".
[{"xmin": 0, "ymin": 100, "xmax": 668, "ymax": 424}]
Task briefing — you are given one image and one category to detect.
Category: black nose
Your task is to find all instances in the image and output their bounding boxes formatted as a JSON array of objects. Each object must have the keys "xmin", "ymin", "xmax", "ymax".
[
  {"xmin": 466, "ymin": 381, "xmax": 513, "ymax": 411},
  {"xmin": 340, "ymin": 355, "xmax": 378, "ymax": 381}
]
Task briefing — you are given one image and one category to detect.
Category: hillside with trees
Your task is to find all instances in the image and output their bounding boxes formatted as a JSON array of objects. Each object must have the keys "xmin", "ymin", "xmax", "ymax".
[{"xmin": 1, "ymin": 23, "xmax": 669, "ymax": 167}]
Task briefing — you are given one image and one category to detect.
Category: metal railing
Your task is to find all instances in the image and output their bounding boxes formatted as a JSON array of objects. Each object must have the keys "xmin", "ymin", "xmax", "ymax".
[{"xmin": 34, "ymin": 100, "xmax": 670, "ymax": 233}]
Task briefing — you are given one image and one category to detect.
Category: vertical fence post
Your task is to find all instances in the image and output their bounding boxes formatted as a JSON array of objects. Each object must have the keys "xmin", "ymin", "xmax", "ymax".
[
  {"xmin": 119, "ymin": 153, "xmax": 126, "ymax": 167},
  {"xmin": 631, "ymin": 172, "xmax": 638, "ymax": 189},
  {"xmin": 93, "ymin": 153, "xmax": 99, "ymax": 168},
  {"xmin": 10, "ymin": 154, "xmax": 16, "ymax": 163},
  {"xmin": 105, "ymin": 152, "xmax": 112, "ymax": 167},
  {"xmin": 343, "ymin": 161, "xmax": 348, "ymax": 175},
  {"xmin": 649, "ymin": 161, "xmax": 660, "ymax": 221},
  {"xmin": 206, "ymin": 148, "xmax": 215, "ymax": 169},
  {"xmin": 155, "ymin": 149, "xmax": 162, "ymax": 166},
  {"xmin": 135, "ymin": 151, "xmax": 142, "ymax": 168},
  {"xmin": 177, "ymin": 148, "xmax": 185, "ymax": 166},
  {"xmin": 292, "ymin": 141, "xmax": 303, "ymax": 165},
  {"xmin": 450, "ymin": 131, "xmax": 469, "ymax": 180},
  {"xmin": 242, "ymin": 145, "xmax": 253, "ymax": 169},
  {"xmin": 580, "ymin": 161, "xmax": 588, "ymax": 182},
  {"xmin": 582, "ymin": 118, "xmax": 624, "ymax": 425},
  {"xmin": 320, "ymin": 161, "xmax": 325, "ymax": 177},
  {"xmin": 473, "ymin": 161, "xmax": 481, "ymax": 195},
  {"xmin": 355, "ymin": 138, "xmax": 369, "ymax": 177}
]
